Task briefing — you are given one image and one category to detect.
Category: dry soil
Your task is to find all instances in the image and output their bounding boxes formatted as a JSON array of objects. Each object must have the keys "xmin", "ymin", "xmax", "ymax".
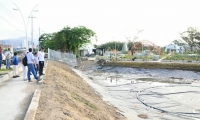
[{"xmin": 35, "ymin": 60, "xmax": 126, "ymax": 120}]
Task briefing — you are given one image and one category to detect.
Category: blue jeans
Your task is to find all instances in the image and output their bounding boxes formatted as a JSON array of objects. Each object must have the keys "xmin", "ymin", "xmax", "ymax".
[
  {"xmin": 35, "ymin": 64, "xmax": 39, "ymax": 75},
  {"xmin": 27, "ymin": 64, "xmax": 39, "ymax": 81},
  {"xmin": 0, "ymin": 60, "xmax": 2, "ymax": 69},
  {"xmin": 6, "ymin": 59, "xmax": 10, "ymax": 69}
]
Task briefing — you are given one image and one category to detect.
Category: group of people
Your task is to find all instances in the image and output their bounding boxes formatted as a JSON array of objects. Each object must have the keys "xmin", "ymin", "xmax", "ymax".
[
  {"xmin": 0, "ymin": 46, "xmax": 12, "ymax": 69},
  {"xmin": 0, "ymin": 45, "xmax": 45, "ymax": 83},
  {"xmin": 22, "ymin": 47, "xmax": 45, "ymax": 82}
]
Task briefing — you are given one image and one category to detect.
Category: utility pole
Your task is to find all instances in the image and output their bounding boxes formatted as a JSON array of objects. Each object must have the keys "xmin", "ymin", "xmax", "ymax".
[{"xmin": 29, "ymin": 15, "xmax": 36, "ymax": 50}]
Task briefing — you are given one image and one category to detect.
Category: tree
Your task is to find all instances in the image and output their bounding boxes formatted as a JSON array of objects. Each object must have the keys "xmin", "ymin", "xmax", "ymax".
[
  {"xmin": 38, "ymin": 26, "xmax": 96, "ymax": 53},
  {"xmin": 100, "ymin": 41, "xmax": 123, "ymax": 51},
  {"xmin": 180, "ymin": 27, "xmax": 200, "ymax": 51},
  {"xmin": 172, "ymin": 40, "xmax": 186, "ymax": 46},
  {"xmin": 39, "ymin": 33, "xmax": 55, "ymax": 51}
]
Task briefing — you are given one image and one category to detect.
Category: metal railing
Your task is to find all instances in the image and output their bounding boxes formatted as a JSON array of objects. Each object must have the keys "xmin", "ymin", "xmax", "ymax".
[{"xmin": 48, "ymin": 48, "xmax": 77, "ymax": 67}]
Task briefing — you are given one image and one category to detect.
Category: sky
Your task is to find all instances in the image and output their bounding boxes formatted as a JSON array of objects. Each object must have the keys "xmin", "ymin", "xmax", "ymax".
[{"xmin": 0, "ymin": 0, "xmax": 200, "ymax": 47}]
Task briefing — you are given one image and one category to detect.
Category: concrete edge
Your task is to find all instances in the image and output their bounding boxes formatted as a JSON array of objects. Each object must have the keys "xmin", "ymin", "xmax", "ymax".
[
  {"xmin": 23, "ymin": 61, "xmax": 48, "ymax": 120},
  {"xmin": 24, "ymin": 89, "xmax": 41, "ymax": 120},
  {"xmin": 38, "ymin": 60, "xmax": 48, "ymax": 84},
  {"xmin": 0, "ymin": 66, "xmax": 23, "ymax": 83}
]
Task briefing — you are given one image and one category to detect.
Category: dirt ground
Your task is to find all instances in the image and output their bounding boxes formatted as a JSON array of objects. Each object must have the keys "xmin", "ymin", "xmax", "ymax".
[{"xmin": 35, "ymin": 60, "xmax": 126, "ymax": 120}]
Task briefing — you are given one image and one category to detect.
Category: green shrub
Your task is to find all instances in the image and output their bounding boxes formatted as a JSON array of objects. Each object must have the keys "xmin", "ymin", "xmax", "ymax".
[{"xmin": 106, "ymin": 61, "xmax": 200, "ymax": 71}]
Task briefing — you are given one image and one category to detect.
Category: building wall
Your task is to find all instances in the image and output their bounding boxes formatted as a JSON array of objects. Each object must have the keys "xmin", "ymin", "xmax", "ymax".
[{"xmin": 79, "ymin": 50, "xmax": 88, "ymax": 57}]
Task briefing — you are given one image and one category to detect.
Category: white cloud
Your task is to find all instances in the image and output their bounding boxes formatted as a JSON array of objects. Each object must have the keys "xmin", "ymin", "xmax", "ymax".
[{"xmin": 0, "ymin": 0, "xmax": 200, "ymax": 46}]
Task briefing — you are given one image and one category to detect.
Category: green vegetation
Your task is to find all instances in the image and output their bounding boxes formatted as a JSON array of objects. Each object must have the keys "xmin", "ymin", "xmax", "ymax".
[
  {"xmin": 163, "ymin": 53, "xmax": 200, "ymax": 61},
  {"xmin": 71, "ymin": 94, "xmax": 98, "ymax": 110},
  {"xmin": 100, "ymin": 41, "xmax": 123, "ymax": 51},
  {"xmin": 105, "ymin": 61, "xmax": 200, "ymax": 71},
  {"xmin": 71, "ymin": 94, "xmax": 82, "ymax": 102},
  {"xmin": 39, "ymin": 26, "xmax": 96, "ymax": 53},
  {"xmin": 180, "ymin": 27, "xmax": 200, "ymax": 52},
  {"xmin": 0, "ymin": 68, "xmax": 11, "ymax": 71},
  {"xmin": 85, "ymin": 102, "xmax": 98, "ymax": 110}
]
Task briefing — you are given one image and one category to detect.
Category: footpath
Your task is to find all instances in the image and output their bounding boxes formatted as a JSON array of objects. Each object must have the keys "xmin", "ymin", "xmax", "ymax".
[{"xmin": 0, "ymin": 65, "xmax": 40, "ymax": 120}]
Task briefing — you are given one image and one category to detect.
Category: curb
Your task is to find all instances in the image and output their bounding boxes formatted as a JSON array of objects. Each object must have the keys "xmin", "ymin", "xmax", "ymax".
[
  {"xmin": 24, "ymin": 61, "xmax": 48, "ymax": 120},
  {"xmin": 0, "ymin": 67, "xmax": 23, "ymax": 83},
  {"xmin": 24, "ymin": 89, "xmax": 41, "ymax": 120}
]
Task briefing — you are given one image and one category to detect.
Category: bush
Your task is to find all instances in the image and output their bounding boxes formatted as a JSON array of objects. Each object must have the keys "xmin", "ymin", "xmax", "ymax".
[
  {"xmin": 76, "ymin": 54, "xmax": 80, "ymax": 58},
  {"xmin": 105, "ymin": 61, "xmax": 200, "ymax": 71}
]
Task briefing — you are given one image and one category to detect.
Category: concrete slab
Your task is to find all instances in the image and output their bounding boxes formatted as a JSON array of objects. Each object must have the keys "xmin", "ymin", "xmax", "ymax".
[{"xmin": 0, "ymin": 68, "xmax": 39, "ymax": 120}]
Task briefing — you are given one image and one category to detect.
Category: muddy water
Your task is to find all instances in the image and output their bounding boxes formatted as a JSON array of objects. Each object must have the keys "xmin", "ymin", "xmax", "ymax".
[{"xmin": 73, "ymin": 65, "xmax": 200, "ymax": 120}]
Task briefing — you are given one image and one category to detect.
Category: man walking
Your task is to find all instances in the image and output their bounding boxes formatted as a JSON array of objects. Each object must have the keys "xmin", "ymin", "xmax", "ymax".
[
  {"xmin": 38, "ymin": 47, "xmax": 45, "ymax": 76},
  {"xmin": 27, "ymin": 48, "xmax": 39, "ymax": 82},
  {"xmin": 0, "ymin": 46, "xmax": 2, "ymax": 69},
  {"xmin": 5, "ymin": 48, "xmax": 12, "ymax": 69}
]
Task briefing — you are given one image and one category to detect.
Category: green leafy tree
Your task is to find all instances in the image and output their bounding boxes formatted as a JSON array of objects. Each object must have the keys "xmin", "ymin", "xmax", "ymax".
[
  {"xmin": 100, "ymin": 41, "xmax": 123, "ymax": 51},
  {"xmin": 172, "ymin": 40, "xmax": 186, "ymax": 46},
  {"xmin": 127, "ymin": 41, "xmax": 134, "ymax": 50},
  {"xmin": 180, "ymin": 27, "xmax": 200, "ymax": 51},
  {"xmin": 39, "ymin": 33, "xmax": 55, "ymax": 51},
  {"xmin": 39, "ymin": 26, "xmax": 96, "ymax": 53},
  {"xmin": 65, "ymin": 26, "xmax": 96, "ymax": 53}
]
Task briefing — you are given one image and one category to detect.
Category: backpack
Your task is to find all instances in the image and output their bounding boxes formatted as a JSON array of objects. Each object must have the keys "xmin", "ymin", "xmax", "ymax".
[
  {"xmin": 6, "ymin": 52, "xmax": 11, "ymax": 59},
  {"xmin": 22, "ymin": 56, "xmax": 27, "ymax": 66},
  {"xmin": 13, "ymin": 56, "xmax": 18, "ymax": 65}
]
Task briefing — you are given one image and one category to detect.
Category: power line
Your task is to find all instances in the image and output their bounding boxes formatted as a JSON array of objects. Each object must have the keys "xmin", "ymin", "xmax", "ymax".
[
  {"xmin": 0, "ymin": 15, "xmax": 23, "ymax": 31},
  {"xmin": 0, "ymin": 2, "xmax": 23, "ymax": 24},
  {"xmin": 0, "ymin": 2, "xmax": 24, "ymax": 27}
]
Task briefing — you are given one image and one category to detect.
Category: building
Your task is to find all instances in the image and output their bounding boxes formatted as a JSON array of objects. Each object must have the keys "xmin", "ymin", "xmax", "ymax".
[
  {"xmin": 165, "ymin": 44, "xmax": 185, "ymax": 53},
  {"xmin": 78, "ymin": 43, "xmax": 96, "ymax": 57}
]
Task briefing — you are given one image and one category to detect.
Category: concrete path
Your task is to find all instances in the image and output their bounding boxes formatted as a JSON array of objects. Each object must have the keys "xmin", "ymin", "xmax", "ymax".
[{"xmin": 0, "ymin": 71, "xmax": 39, "ymax": 120}]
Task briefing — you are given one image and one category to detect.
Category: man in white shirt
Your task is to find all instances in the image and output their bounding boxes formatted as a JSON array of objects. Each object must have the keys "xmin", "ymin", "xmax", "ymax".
[
  {"xmin": 5, "ymin": 48, "xmax": 12, "ymax": 69},
  {"xmin": 38, "ymin": 47, "xmax": 45, "ymax": 76},
  {"xmin": 27, "ymin": 48, "xmax": 39, "ymax": 82}
]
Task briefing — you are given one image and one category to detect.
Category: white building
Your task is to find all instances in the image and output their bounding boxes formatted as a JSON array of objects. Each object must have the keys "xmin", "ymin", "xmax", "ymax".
[
  {"xmin": 165, "ymin": 44, "xmax": 185, "ymax": 53},
  {"xmin": 78, "ymin": 43, "xmax": 95, "ymax": 57}
]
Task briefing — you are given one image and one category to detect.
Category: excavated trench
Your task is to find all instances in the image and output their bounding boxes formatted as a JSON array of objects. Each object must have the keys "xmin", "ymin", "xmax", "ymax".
[{"xmin": 74, "ymin": 61, "xmax": 200, "ymax": 120}]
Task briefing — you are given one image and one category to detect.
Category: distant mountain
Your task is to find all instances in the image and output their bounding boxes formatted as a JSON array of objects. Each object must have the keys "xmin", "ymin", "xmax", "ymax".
[{"xmin": 0, "ymin": 37, "xmax": 39, "ymax": 48}]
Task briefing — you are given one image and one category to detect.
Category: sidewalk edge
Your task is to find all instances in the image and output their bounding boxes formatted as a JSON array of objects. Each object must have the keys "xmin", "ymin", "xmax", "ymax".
[
  {"xmin": 24, "ymin": 89, "xmax": 41, "ymax": 120},
  {"xmin": 0, "ymin": 67, "xmax": 23, "ymax": 83}
]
